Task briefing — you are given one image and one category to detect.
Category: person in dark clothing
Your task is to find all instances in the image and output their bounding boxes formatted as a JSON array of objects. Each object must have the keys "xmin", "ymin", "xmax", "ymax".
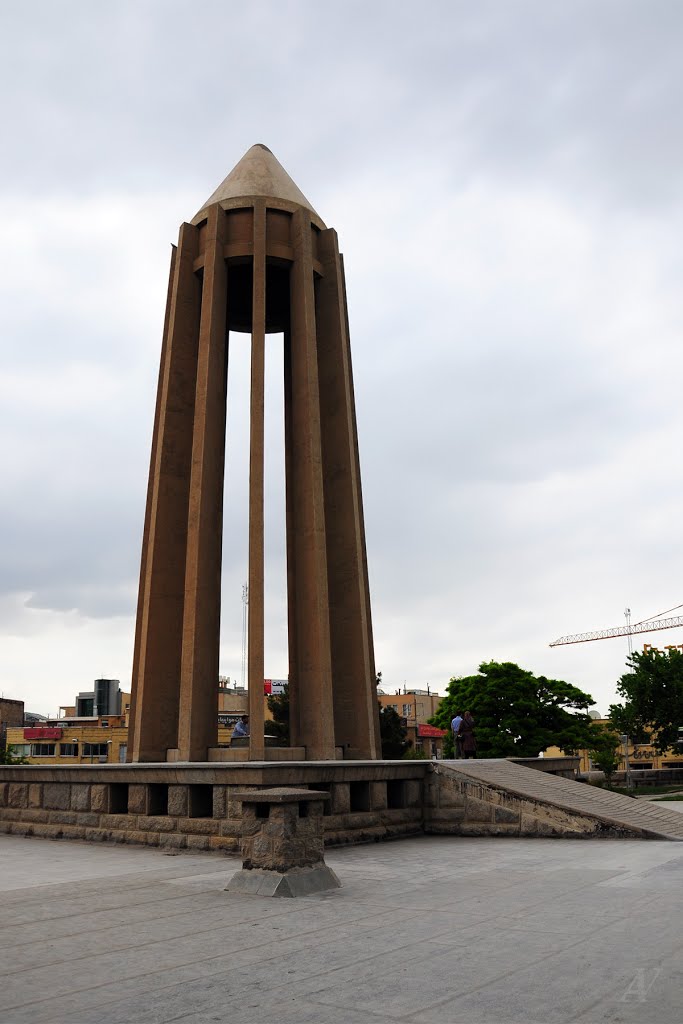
[{"xmin": 460, "ymin": 711, "xmax": 477, "ymax": 758}]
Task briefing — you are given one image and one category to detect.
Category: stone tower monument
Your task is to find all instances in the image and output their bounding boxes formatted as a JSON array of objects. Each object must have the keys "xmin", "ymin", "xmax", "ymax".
[{"xmin": 128, "ymin": 144, "xmax": 380, "ymax": 763}]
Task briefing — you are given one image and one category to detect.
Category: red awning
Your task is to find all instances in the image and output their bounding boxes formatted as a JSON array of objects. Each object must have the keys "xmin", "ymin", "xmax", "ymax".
[{"xmin": 418, "ymin": 724, "xmax": 446, "ymax": 738}]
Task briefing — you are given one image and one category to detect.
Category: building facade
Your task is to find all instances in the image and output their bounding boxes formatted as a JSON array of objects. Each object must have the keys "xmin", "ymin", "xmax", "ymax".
[
  {"xmin": 377, "ymin": 690, "xmax": 446, "ymax": 756},
  {"xmin": 545, "ymin": 718, "xmax": 683, "ymax": 775},
  {"xmin": 5, "ymin": 681, "xmax": 281, "ymax": 764},
  {"xmin": 0, "ymin": 698, "xmax": 24, "ymax": 750}
]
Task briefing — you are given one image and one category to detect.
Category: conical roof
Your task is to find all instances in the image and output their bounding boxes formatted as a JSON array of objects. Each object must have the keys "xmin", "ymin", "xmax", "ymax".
[{"xmin": 196, "ymin": 144, "xmax": 319, "ymax": 219}]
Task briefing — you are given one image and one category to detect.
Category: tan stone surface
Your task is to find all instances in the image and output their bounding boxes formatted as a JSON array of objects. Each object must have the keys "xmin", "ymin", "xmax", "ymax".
[
  {"xmin": 90, "ymin": 784, "xmax": 109, "ymax": 813},
  {"xmin": 70, "ymin": 783, "xmax": 91, "ymax": 811},
  {"xmin": 8, "ymin": 783, "xmax": 28, "ymax": 809},
  {"xmin": 158, "ymin": 833, "xmax": 187, "ymax": 849},
  {"xmin": 28, "ymin": 783, "xmax": 42, "ymax": 807},
  {"xmin": 247, "ymin": 200, "xmax": 266, "ymax": 762},
  {"xmin": 167, "ymin": 785, "xmax": 188, "ymax": 816},
  {"xmin": 48, "ymin": 811, "xmax": 80, "ymax": 826},
  {"xmin": 129, "ymin": 227, "xmax": 202, "ymax": 762},
  {"xmin": 176, "ymin": 817, "xmax": 218, "ymax": 835},
  {"xmin": 177, "ymin": 204, "xmax": 229, "ymax": 762},
  {"xmin": 18, "ymin": 808, "xmax": 49, "ymax": 823},
  {"xmin": 127, "ymin": 784, "xmax": 148, "ymax": 814},
  {"xmin": 196, "ymin": 144, "xmax": 320, "ymax": 220},
  {"xmin": 186, "ymin": 834, "xmax": 211, "ymax": 850},
  {"xmin": 136, "ymin": 815, "xmax": 177, "ymax": 833}
]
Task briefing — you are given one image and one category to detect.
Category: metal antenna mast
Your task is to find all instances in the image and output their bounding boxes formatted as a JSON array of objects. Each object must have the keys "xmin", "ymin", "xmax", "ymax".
[{"xmin": 624, "ymin": 607, "xmax": 633, "ymax": 655}]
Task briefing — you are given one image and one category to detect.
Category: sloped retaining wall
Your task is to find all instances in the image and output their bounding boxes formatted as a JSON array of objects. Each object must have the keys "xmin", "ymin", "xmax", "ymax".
[{"xmin": 424, "ymin": 763, "xmax": 651, "ymax": 838}]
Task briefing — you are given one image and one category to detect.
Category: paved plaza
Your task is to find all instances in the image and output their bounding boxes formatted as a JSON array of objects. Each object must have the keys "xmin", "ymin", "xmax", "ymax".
[{"xmin": 1, "ymin": 831, "xmax": 682, "ymax": 1024}]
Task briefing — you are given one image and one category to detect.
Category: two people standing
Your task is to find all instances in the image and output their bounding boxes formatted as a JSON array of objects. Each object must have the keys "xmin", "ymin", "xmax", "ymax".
[{"xmin": 450, "ymin": 710, "xmax": 476, "ymax": 759}]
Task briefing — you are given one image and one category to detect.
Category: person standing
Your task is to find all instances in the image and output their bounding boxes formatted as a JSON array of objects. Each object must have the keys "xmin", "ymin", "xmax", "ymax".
[
  {"xmin": 451, "ymin": 711, "xmax": 463, "ymax": 758},
  {"xmin": 460, "ymin": 711, "xmax": 477, "ymax": 759}
]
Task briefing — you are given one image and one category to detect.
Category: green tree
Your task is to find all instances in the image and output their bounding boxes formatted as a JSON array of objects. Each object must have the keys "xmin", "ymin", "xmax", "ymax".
[
  {"xmin": 430, "ymin": 661, "xmax": 595, "ymax": 758},
  {"xmin": 0, "ymin": 744, "xmax": 28, "ymax": 765},
  {"xmin": 379, "ymin": 704, "xmax": 409, "ymax": 758},
  {"xmin": 587, "ymin": 725, "xmax": 621, "ymax": 783},
  {"xmin": 609, "ymin": 648, "xmax": 683, "ymax": 754},
  {"xmin": 264, "ymin": 686, "xmax": 289, "ymax": 745}
]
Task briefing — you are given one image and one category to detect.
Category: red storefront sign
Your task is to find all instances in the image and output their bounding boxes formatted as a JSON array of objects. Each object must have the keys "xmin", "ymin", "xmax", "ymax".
[
  {"xmin": 417, "ymin": 724, "xmax": 446, "ymax": 739},
  {"xmin": 23, "ymin": 727, "xmax": 62, "ymax": 740},
  {"xmin": 263, "ymin": 679, "xmax": 287, "ymax": 695}
]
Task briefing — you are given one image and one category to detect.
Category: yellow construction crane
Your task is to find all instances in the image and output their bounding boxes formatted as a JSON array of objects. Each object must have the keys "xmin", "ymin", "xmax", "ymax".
[{"xmin": 549, "ymin": 604, "xmax": 683, "ymax": 648}]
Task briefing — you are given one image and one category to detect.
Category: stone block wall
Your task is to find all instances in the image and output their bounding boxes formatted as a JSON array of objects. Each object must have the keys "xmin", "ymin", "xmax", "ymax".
[
  {"xmin": 0, "ymin": 764, "xmax": 427, "ymax": 849},
  {"xmin": 0, "ymin": 760, "xmax": 641, "ymax": 847}
]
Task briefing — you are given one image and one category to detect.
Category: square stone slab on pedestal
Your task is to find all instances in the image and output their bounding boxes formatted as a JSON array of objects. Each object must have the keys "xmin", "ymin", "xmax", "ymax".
[{"xmin": 225, "ymin": 787, "xmax": 341, "ymax": 897}]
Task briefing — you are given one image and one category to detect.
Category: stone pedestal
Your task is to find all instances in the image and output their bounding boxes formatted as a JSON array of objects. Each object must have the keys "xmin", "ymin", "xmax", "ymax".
[{"xmin": 226, "ymin": 787, "xmax": 341, "ymax": 897}]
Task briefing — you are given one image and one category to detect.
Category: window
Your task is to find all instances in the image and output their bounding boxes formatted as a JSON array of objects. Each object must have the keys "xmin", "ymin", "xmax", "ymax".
[
  {"xmin": 10, "ymin": 744, "xmax": 30, "ymax": 758},
  {"xmin": 118, "ymin": 744, "xmax": 127, "ymax": 763},
  {"xmin": 60, "ymin": 743, "xmax": 78, "ymax": 757},
  {"xmin": 402, "ymin": 703, "xmax": 412, "ymax": 717},
  {"xmin": 83, "ymin": 743, "xmax": 109, "ymax": 757},
  {"xmin": 30, "ymin": 744, "xmax": 55, "ymax": 756}
]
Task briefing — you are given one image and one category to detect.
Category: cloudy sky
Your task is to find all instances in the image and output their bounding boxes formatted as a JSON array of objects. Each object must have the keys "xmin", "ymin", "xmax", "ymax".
[{"xmin": 1, "ymin": 0, "xmax": 682, "ymax": 717}]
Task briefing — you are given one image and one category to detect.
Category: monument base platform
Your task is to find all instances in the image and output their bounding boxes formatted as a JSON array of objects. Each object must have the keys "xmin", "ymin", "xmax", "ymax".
[
  {"xmin": 4, "ymin": 758, "xmax": 678, "ymax": 847},
  {"xmin": 0, "ymin": 760, "xmax": 427, "ymax": 851}
]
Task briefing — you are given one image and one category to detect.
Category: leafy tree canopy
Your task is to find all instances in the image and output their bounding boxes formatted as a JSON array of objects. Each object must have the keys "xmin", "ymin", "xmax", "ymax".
[
  {"xmin": 609, "ymin": 648, "xmax": 683, "ymax": 753},
  {"xmin": 264, "ymin": 685, "xmax": 289, "ymax": 745},
  {"xmin": 587, "ymin": 724, "xmax": 621, "ymax": 782},
  {"xmin": 379, "ymin": 704, "xmax": 409, "ymax": 759},
  {"xmin": 0, "ymin": 744, "xmax": 28, "ymax": 765},
  {"xmin": 430, "ymin": 661, "xmax": 595, "ymax": 758}
]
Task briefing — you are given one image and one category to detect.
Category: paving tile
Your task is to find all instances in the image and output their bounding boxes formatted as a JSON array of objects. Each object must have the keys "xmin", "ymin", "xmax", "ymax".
[{"xmin": 3, "ymin": 833, "xmax": 683, "ymax": 1024}]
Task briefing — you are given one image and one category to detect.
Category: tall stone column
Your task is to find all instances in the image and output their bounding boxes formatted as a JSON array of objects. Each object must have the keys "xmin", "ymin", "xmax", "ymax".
[
  {"xmin": 176, "ymin": 205, "xmax": 229, "ymax": 761},
  {"xmin": 248, "ymin": 201, "xmax": 266, "ymax": 760},
  {"xmin": 129, "ymin": 223, "xmax": 202, "ymax": 763},
  {"xmin": 286, "ymin": 208, "xmax": 336, "ymax": 758},
  {"xmin": 316, "ymin": 230, "xmax": 381, "ymax": 758}
]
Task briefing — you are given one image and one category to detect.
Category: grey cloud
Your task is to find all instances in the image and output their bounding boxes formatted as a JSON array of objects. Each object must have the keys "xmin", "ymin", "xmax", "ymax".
[{"xmin": 2, "ymin": 0, "xmax": 683, "ymax": 713}]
